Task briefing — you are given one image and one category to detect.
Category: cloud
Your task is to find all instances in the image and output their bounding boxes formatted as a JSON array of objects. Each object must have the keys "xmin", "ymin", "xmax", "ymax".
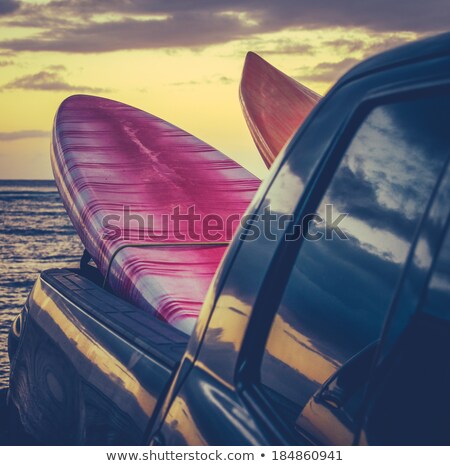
[
  {"xmin": 0, "ymin": 0, "xmax": 20, "ymax": 16},
  {"xmin": 253, "ymin": 40, "xmax": 313, "ymax": 56},
  {"xmin": 219, "ymin": 76, "xmax": 233, "ymax": 84},
  {"xmin": 0, "ymin": 1, "xmax": 448, "ymax": 53},
  {"xmin": 324, "ymin": 35, "xmax": 412, "ymax": 58},
  {"xmin": 169, "ymin": 80, "xmax": 200, "ymax": 86},
  {"xmin": 296, "ymin": 58, "xmax": 360, "ymax": 82},
  {"xmin": 1, "ymin": 69, "xmax": 109, "ymax": 92},
  {"xmin": 169, "ymin": 75, "xmax": 234, "ymax": 86},
  {"xmin": 361, "ymin": 36, "xmax": 414, "ymax": 57},
  {"xmin": 47, "ymin": 64, "xmax": 67, "ymax": 71},
  {"xmin": 322, "ymin": 38, "xmax": 368, "ymax": 53},
  {"xmin": 0, "ymin": 130, "xmax": 50, "ymax": 140},
  {"xmin": 0, "ymin": 12, "xmax": 253, "ymax": 52}
]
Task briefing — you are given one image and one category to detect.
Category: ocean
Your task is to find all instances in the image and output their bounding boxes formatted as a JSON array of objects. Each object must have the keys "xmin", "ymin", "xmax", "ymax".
[{"xmin": 0, "ymin": 180, "xmax": 83, "ymax": 389}]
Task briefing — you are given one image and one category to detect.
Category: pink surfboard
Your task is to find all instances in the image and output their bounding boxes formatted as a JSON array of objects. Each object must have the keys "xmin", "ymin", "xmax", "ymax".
[
  {"xmin": 51, "ymin": 95, "xmax": 260, "ymax": 334},
  {"xmin": 240, "ymin": 52, "xmax": 321, "ymax": 168}
]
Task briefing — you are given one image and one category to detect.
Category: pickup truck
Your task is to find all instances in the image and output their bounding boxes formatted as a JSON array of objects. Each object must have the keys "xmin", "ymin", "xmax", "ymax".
[{"xmin": 7, "ymin": 31, "xmax": 450, "ymax": 446}]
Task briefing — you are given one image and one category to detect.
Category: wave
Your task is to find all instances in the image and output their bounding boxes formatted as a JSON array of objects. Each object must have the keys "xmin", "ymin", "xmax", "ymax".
[{"xmin": 0, "ymin": 227, "xmax": 77, "ymax": 236}]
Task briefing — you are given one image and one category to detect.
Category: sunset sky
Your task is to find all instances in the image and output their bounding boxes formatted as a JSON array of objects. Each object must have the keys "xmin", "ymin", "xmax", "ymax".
[{"xmin": 0, "ymin": 0, "xmax": 446, "ymax": 179}]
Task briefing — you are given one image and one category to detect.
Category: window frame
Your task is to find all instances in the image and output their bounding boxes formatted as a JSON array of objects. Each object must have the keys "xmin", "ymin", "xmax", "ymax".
[{"xmin": 235, "ymin": 80, "xmax": 450, "ymax": 445}]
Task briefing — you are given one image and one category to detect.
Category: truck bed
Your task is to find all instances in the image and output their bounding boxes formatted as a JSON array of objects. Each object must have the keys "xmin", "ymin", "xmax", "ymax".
[{"xmin": 42, "ymin": 268, "xmax": 189, "ymax": 368}]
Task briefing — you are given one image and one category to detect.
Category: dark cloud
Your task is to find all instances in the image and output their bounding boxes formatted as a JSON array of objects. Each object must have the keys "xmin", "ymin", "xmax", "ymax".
[
  {"xmin": 45, "ymin": 0, "xmax": 450, "ymax": 33},
  {"xmin": 1, "ymin": 69, "xmax": 109, "ymax": 92},
  {"xmin": 0, "ymin": 1, "xmax": 447, "ymax": 53},
  {"xmin": 0, "ymin": 13, "xmax": 252, "ymax": 52},
  {"xmin": 0, "ymin": 0, "xmax": 20, "ymax": 15},
  {"xmin": 296, "ymin": 58, "xmax": 359, "ymax": 82},
  {"xmin": 0, "ymin": 130, "xmax": 50, "ymax": 140}
]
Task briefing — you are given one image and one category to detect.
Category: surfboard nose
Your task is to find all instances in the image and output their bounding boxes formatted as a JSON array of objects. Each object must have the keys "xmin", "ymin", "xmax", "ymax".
[
  {"xmin": 243, "ymin": 51, "xmax": 265, "ymax": 70},
  {"xmin": 240, "ymin": 50, "xmax": 321, "ymax": 168},
  {"xmin": 240, "ymin": 52, "xmax": 274, "ymax": 98}
]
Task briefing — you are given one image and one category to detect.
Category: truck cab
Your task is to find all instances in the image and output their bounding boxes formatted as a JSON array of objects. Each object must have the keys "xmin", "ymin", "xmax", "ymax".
[{"xmin": 8, "ymin": 32, "xmax": 450, "ymax": 445}]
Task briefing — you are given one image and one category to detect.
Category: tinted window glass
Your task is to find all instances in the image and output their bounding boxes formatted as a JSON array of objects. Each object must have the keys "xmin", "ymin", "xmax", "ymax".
[
  {"xmin": 260, "ymin": 94, "xmax": 450, "ymax": 428},
  {"xmin": 361, "ymin": 224, "xmax": 450, "ymax": 445}
]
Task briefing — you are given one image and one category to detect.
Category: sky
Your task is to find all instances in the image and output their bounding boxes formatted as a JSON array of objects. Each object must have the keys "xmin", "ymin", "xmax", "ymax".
[{"xmin": 0, "ymin": 0, "xmax": 447, "ymax": 180}]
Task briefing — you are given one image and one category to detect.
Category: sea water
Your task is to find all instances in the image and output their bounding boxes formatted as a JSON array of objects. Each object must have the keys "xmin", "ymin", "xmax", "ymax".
[{"xmin": 0, "ymin": 180, "xmax": 83, "ymax": 388}]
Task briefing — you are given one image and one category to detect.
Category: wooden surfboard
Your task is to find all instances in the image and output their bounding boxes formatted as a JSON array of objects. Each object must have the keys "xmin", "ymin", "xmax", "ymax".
[
  {"xmin": 240, "ymin": 52, "xmax": 320, "ymax": 168},
  {"xmin": 51, "ymin": 95, "xmax": 260, "ymax": 334}
]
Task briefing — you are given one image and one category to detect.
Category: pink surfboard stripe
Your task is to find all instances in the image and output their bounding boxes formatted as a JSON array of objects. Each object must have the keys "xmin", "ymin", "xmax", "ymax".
[
  {"xmin": 240, "ymin": 52, "xmax": 321, "ymax": 168},
  {"xmin": 51, "ymin": 95, "xmax": 260, "ymax": 334}
]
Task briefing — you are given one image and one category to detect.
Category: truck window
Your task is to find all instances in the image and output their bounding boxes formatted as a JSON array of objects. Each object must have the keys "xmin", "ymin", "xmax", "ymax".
[
  {"xmin": 260, "ymin": 93, "xmax": 450, "ymax": 432},
  {"xmin": 361, "ymin": 219, "xmax": 450, "ymax": 445}
]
